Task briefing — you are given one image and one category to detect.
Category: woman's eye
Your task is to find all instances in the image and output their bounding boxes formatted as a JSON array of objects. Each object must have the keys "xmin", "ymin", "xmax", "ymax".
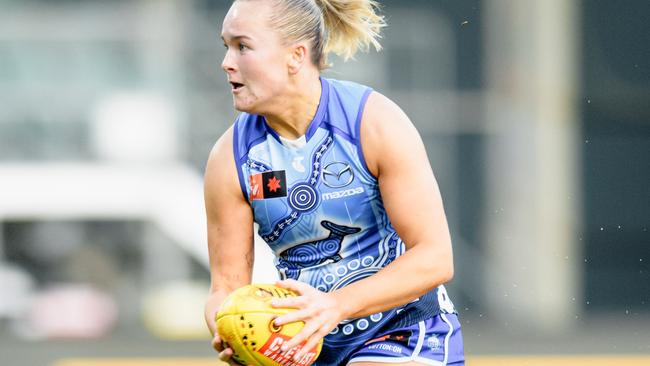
[{"xmin": 239, "ymin": 44, "xmax": 248, "ymax": 51}]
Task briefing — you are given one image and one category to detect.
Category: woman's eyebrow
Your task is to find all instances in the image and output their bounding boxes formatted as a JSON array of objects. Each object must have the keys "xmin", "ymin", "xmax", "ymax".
[{"xmin": 221, "ymin": 34, "xmax": 253, "ymax": 42}]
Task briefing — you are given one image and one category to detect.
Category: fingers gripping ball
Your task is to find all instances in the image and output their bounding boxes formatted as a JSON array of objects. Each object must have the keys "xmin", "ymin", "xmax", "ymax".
[{"xmin": 216, "ymin": 284, "xmax": 323, "ymax": 366}]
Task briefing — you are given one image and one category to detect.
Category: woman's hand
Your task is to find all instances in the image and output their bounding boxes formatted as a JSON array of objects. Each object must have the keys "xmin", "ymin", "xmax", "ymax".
[
  {"xmin": 211, "ymin": 332, "xmax": 241, "ymax": 365},
  {"xmin": 271, "ymin": 279, "xmax": 348, "ymax": 362}
]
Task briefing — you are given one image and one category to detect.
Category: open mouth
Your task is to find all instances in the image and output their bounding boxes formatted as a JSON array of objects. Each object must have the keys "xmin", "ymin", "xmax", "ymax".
[{"xmin": 230, "ymin": 82, "xmax": 244, "ymax": 91}]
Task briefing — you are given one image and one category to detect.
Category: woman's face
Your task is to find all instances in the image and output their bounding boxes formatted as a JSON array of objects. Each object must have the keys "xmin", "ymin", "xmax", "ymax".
[{"xmin": 221, "ymin": 0, "xmax": 290, "ymax": 113}]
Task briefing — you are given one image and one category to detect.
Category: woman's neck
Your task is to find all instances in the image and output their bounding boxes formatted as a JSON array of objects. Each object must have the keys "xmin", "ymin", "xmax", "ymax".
[{"xmin": 264, "ymin": 74, "xmax": 322, "ymax": 139}]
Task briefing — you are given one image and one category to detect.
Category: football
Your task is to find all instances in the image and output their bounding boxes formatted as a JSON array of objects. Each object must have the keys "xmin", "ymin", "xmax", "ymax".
[{"xmin": 216, "ymin": 284, "xmax": 323, "ymax": 366}]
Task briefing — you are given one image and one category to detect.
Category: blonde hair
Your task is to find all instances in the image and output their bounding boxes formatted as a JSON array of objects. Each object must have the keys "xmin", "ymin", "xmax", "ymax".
[{"xmin": 238, "ymin": 0, "xmax": 386, "ymax": 70}]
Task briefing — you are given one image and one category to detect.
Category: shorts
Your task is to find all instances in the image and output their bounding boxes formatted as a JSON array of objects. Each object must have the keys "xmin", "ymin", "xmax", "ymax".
[{"xmin": 347, "ymin": 313, "xmax": 464, "ymax": 366}]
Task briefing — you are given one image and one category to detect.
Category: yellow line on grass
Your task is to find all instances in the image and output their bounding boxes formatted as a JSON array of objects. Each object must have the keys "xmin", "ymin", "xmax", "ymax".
[
  {"xmin": 466, "ymin": 355, "xmax": 650, "ymax": 366},
  {"xmin": 54, "ymin": 360, "xmax": 219, "ymax": 366},
  {"xmin": 53, "ymin": 355, "xmax": 650, "ymax": 366}
]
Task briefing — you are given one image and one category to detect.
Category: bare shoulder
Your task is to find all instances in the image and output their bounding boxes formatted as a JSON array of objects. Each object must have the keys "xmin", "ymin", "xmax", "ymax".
[
  {"xmin": 204, "ymin": 125, "xmax": 243, "ymax": 209},
  {"xmin": 360, "ymin": 91, "xmax": 425, "ymax": 177},
  {"xmin": 363, "ymin": 91, "xmax": 419, "ymax": 133},
  {"xmin": 205, "ymin": 126, "xmax": 234, "ymax": 186},
  {"xmin": 206, "ymin": 125, "xmax": 235, "ymax": 169}
]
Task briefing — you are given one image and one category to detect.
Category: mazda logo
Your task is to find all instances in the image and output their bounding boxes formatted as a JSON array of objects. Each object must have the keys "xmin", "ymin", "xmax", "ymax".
[{"xmin": 321, "ymin": 162, "xmax": 354, "ymax": 188}]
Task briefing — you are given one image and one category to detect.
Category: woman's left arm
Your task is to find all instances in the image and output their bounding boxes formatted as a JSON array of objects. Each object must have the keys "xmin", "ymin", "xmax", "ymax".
[{"xmin": 273, "ymin": 91, "xmax": 455, "ymax": 357}]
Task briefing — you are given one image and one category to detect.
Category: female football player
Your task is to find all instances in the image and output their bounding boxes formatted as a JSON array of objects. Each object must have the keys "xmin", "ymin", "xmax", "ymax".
[{"xmin": 204, "ymin": 0, "xmax": 464, "ymax": 364}]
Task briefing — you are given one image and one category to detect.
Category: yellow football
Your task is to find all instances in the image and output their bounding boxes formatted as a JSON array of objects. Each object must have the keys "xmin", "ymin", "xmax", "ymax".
[{"xmin": 216, "ymin": 284, "xmax": 323, "ymax": 366}]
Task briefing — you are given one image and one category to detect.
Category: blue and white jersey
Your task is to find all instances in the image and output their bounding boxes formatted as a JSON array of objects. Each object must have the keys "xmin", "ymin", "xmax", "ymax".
[{"xmin": 232, "ymin": 77, "xmax": 455, "ymax": 364}]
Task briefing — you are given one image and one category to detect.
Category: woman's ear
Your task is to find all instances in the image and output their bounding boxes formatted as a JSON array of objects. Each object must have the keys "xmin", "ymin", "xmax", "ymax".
[{"xmin": 287, "ymin": 43, "xmax": 309, "ymax": 74}]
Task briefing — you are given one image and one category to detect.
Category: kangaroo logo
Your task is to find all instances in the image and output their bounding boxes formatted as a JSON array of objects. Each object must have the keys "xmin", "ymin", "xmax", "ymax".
[{"xmin": 277, "ymin": 220, "xmax": 361, "ymax": 280}]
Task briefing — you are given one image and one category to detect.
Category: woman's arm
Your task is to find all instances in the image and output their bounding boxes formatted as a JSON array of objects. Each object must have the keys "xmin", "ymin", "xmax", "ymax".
[
  {"xmin": 331, "ymin": 91, "xmax": 454, "ymax": 317},
  {"xmin": 203, "ymin": 126, "xmax": 255, "ymax": 341},
  {"xmin": 273, "ymin": 91, "xmax": 455, "ymax": 357}
]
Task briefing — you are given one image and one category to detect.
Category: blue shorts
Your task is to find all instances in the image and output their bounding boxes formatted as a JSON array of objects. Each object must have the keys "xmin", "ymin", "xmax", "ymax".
[{"xmin": 347, "ymin": 313, "xmax": 464, "ymax": 365}]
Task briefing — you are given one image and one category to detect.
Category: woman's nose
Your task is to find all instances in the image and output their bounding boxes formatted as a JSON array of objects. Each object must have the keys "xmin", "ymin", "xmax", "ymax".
[{"xmin": 222, "ymin": 49, "xmax": 236, "ymax": 73}]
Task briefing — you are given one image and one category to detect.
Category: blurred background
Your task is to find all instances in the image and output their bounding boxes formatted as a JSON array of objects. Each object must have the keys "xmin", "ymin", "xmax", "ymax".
[{"xmin": 0, "ymin": 0, "xmax": 648, "ymax": 365}]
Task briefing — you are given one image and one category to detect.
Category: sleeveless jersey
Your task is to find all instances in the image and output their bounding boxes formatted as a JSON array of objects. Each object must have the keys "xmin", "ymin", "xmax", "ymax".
[{"xmin": 232, "ymin": 77, "xmax": 456, "ymax": 365}]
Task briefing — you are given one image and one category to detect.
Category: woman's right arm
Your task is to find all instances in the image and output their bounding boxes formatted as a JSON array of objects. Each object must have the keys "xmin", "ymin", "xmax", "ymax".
[{"xmin": 203, "ymin": 126, "xmax": 254, "ymax": 340}]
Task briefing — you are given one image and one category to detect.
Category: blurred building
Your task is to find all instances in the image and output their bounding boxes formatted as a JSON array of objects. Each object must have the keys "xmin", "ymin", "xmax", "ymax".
[{"xmin": 0, "ymin": 0, "xmax": 648, "ymax": 362}]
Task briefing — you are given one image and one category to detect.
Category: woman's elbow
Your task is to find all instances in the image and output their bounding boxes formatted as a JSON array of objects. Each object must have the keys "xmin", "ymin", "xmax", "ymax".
[
  {"xmin": 440, "ymin": 262, "xmax": 454, "ymax": 284},
  {"xmin": 423, "ymin": 257, "xmax": 454, "ymax": 287},
  {"xmin": 435, "ymin": 249, "xmax": 455, "ymax": 284}
]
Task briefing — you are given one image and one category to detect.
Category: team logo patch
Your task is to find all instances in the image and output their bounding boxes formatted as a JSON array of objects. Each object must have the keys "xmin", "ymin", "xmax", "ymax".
[
  {"xmin": 427, "ymin": 335, "xmax": 442, "ymax": 350},
  {"xmin": 250, "ymin": 170, "xmax": 287, "ymax": 200}
]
